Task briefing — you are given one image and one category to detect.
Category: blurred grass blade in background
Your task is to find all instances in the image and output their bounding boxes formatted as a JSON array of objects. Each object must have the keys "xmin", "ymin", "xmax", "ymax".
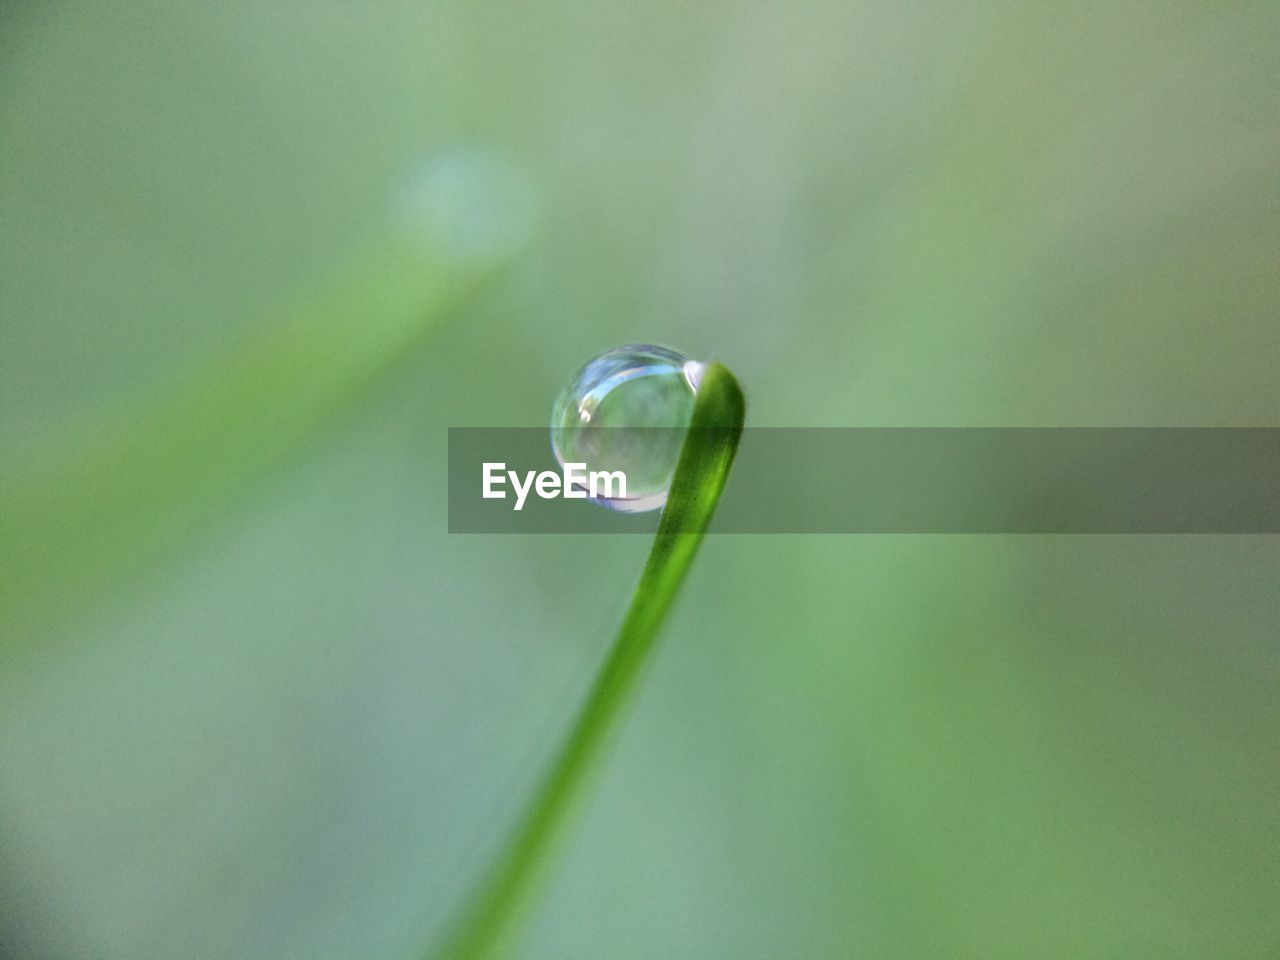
[
  {"xmin": 436, "ymin": 363, "xmax": 745, "ymax": 959},
  {"xmin": 1, "ymin": 207, "xmax": 534, "ymax": 644}
]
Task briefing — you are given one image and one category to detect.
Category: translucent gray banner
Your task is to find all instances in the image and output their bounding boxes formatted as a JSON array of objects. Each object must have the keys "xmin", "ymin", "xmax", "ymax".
[{"xmin": 447, "ymin": 428, "xmax": 1278, "ymax": 533}]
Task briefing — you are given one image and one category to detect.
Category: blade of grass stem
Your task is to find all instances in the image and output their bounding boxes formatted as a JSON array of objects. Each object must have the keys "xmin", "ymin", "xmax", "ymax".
[
  {"xmin": 0, "ymin": 239, "xmax": 504, "ymax": 644},
  {"xmin": 434, "ymin": 362, "xmax": 746, "ymax": 959}
]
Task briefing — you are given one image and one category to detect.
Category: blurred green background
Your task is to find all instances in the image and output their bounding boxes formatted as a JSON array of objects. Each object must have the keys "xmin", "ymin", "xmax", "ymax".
[{"xmin": 2, "ymin": 2, "xmax": 1277, "ymax": 958}]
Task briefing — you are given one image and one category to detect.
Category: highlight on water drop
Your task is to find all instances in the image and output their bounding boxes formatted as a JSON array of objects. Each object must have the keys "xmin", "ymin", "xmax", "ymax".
[{"xmin": 550, "ymin": 344, "xmax": 704, "ymax": 513}]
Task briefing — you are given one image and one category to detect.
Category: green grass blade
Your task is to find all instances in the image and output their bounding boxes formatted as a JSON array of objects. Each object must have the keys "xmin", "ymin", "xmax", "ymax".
[
  {"xmin": 0, "ymin": 239, "xmax": 504, "ymax": 644},
  {"xmin": 434, "ymin": 362, "xmax": 746, "ymax": 959}
]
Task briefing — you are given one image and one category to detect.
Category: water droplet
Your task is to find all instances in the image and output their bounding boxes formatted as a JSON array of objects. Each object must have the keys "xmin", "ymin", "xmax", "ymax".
[{"xmin": 551, "ymin": 344, "xmax": 704, "ymax": 513}]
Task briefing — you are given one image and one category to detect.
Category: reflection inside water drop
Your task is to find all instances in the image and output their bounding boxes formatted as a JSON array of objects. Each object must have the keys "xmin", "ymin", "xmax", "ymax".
[{"xmin": 550, "ymin": 344, "xmax": 703, "ymax": 513}]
